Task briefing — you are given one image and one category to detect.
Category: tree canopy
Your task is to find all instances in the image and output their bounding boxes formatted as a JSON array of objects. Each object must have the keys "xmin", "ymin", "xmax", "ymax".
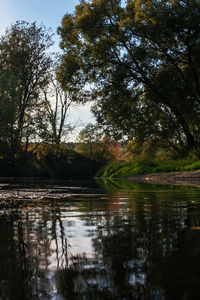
[
  {"xmin": 77, "ymin": 123, "xmax": 116, "ymax": 163},
  {"xmin": 0, "ymin": 20, "xmax": 106, "ymax": 177},
  {"xmin": 0, "ymin": 21, "xmax": 53, "ymax": 158},
  {"xmin": 57, "ymin": 0, "xmax": 200, "ymax": 156}
]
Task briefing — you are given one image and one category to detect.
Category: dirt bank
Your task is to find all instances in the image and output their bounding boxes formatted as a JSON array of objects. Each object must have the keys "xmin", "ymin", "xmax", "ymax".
[{"xmin": 127, "ymin": 171, "xmax": 200, "ymax": 186}]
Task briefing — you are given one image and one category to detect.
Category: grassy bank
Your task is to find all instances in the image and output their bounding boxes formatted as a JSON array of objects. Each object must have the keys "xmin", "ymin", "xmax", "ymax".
[{"xmin": 96, "ymin": 158, "xmax": 200, "ymax": 178}]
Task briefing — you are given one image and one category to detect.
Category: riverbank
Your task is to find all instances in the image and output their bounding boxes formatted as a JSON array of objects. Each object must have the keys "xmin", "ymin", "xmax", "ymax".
[
  {"xmin": 97, "ymin": 158, "xmax": 200, "ymax": 183},
  {"xmin": 127, "ymin": 171, "xmax": 200, "ymax": 186}
]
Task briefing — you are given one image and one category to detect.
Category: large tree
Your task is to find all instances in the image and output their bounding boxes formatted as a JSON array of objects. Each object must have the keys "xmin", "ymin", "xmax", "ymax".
[
  {"xmin": 0, "ymin": 21, "xmax": 53, "ymax": 158},
  {"xmin": 57, "ymin": 0, "xmax": 200, "ymax": 156}
]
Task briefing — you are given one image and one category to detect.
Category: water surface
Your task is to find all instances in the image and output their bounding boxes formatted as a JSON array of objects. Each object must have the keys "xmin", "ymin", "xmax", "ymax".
[{"xmin": 0, "ymin": 178, "xmax": 200, "ymax": 300}]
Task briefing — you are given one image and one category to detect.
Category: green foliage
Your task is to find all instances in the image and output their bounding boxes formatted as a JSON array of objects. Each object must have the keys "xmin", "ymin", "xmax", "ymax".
[
  {"xmin": 76, "ymin": 123, "xmax": 115, "ymax": 164},
  {"xmin": 58, "ymin": 0, "xmax": 200, "ymax": 156},
  {"xmin": 0, "ymin": 21, "xmax": 53, "ymax": 158},
  {"xmin": 96, "ymin": 158, "xmax": 157, "ymax": 178},
  {"xmin": 97, "ymin": 158, "xmax": 200, "ymax": 178},
  {"xmin": 183, "ymin": 161, "xmax": 200, "ymax": 172}
]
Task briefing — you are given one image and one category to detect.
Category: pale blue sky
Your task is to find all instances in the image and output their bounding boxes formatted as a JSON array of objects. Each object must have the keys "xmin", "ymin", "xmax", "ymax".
[
  {"xmin": 0, "ymin": 0, "xmax": 79, "ymax": 34},
  {"xmin": 0, "ymin": 0, "xmax": 80, "ymax": 50},
  {"xmin": 0, "ymin": 0, "xmax": 94, "ymax": 138}
]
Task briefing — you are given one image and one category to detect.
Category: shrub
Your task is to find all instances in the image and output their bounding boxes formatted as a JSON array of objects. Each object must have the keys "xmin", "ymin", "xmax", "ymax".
[{"xmin": 97, "ymin": 158, "xmax": 200, "ymax": 178}]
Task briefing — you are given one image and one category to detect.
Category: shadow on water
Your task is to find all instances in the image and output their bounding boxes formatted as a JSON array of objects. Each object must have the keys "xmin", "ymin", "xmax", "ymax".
[{"xmin": 0, "ymin": 178, "xmax": 200, "ymax": 299}]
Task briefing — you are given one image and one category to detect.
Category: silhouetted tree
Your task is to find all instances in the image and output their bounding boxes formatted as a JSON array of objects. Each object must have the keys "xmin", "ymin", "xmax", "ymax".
[
  {"xmin": 58, "ymin": 0, "xmax": 200, "ymax": 156},
  {"xmin": 0, "ymin": 21, "xmax": 53, "ymax": 159}
]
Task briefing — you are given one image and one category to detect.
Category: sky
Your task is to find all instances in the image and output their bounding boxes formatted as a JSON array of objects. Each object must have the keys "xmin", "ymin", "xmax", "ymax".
[
  {"xmin": 0, "ymin": 0, "xmax": 95, "ymax": 139},
  {"xmin": 0, "ymin": 0, "xmax": 80, "ymax": 39}
]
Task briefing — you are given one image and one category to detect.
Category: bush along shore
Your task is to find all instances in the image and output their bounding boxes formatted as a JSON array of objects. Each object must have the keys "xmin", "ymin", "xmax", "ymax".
[
  {"xmin": 96, "ymin": 159, "xmax": 200, "ymax": 182},
  {"xmin": 0, "ymin": 147, "xmax": 102, "ymax": 179}
]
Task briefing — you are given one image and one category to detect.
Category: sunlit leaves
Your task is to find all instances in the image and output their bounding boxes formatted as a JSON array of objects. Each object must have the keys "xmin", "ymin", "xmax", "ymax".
[{"xmin": 58, "ymin": 0, "xmax": 200, "ymax": 156}]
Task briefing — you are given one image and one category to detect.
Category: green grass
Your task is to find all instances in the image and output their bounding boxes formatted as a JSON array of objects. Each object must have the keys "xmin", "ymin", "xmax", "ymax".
[{"xmin": 96, "ymin": 158, "xmax": 200, "ymax": 178}]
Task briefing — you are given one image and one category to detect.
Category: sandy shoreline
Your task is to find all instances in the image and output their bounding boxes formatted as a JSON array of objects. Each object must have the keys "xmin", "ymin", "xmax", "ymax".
[{"xmin": 127, "ymin": 171, "xmax": 200, "ymax": 186}]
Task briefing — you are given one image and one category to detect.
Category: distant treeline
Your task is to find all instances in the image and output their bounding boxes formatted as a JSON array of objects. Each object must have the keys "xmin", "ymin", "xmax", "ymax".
[{"xmin": 0, "ymin": 144, "xmax": 102, "ymax": 178}]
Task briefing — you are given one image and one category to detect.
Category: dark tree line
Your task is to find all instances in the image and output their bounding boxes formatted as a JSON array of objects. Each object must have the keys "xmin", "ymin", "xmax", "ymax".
[
  {"xmin": 0, "ymin": 21, "xmax": 100, "ymax": 177},
  {"xmin": 0, "ymin": 21, "xmax": 53, "ymax": 159},
  {"xmin": 57, "ymin": 0, "xmax": 200, "ymax": 157}
]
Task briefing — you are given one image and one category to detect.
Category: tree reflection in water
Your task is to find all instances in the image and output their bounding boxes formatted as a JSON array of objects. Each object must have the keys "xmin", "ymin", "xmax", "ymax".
[{"xmin": 0, "ymin": 180, "xmax": 200, "ymax": 299}]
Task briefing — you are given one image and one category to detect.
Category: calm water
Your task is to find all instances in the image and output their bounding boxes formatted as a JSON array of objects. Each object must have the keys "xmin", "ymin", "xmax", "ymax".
[{"xmin": 0, "ymin": 178, "xmax": 200, "ymax": 300}]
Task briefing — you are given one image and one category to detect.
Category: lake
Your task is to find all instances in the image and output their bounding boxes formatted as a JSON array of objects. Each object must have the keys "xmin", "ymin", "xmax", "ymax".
[{"xmin": 0, "ymin": 178, "xmax": 200, "ymax": 300}]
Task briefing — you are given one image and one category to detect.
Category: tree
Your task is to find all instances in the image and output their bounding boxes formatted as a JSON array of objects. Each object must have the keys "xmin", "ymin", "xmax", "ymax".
[
  {"xmin": 0, "ymin": 21, "xmax": 53, "ymax": 158},
  {"xmin": 43, "ymin": 75, "xmax": 74, "ymax": 146},
  {"xmin": 76, "ymin": 123, "xmax": 114, "ymax": 163},
  {"xmin": 57, "ymin": 0, "xmax": 200, "ymax": 156}
]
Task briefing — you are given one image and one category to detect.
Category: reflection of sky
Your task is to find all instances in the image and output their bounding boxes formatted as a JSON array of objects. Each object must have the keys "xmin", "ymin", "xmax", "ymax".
[
  {"xmin": 1, "ymin": 182, "xmax": 200, "ymax": 298},
  {"xmin": 49, "ymin": 217, "xmax": 96, "ymax": 270}
]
